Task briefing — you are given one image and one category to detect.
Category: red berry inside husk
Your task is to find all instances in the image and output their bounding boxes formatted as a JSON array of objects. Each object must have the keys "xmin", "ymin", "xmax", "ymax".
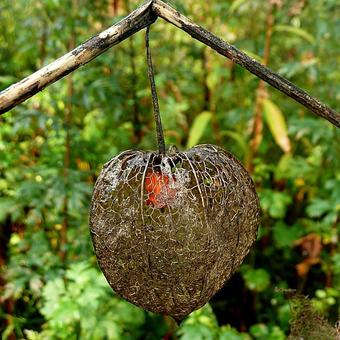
[{"xmin": 145, "ymin": 170, "xmax": 177, "ymax": 208}]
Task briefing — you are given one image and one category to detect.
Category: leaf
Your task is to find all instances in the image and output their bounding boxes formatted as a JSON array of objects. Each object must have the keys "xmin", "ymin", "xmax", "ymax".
[
  {"xmin": 219, "ymin": 325, "xmax": 251, "ymax": 340},
  {"xmin": 259, "ymin": 190, "xmax": 292, "ymax": 218},
  {"xmin": 294, "ymin": 234, "xmax": 322, "ymax": 277},
  {"xmin": 275, "ymin": 154, "xmax": 313, "ymax": 181},
  {"xmin": 250, "ymin": 324, "xmax": 286, "ymax": 340},
  {"xmin": 273, "ymin": 222, "xmax": 304, "ymax": 248},
  {"xmin": 241, "ymin": 266, "xmax": 271, "ymax": 292},
  {"xmin": 186, "ymin": 111, "xmax": 212, "ymax": 148},
  {"xmin": 273, "ymin": 25, "xmax": 316, "ymax": 44},
  {"xmin": 250, "ymin": 324, "xmax": 269, "ymax": 338},
  {"xmin": 228, "ymin": 0, "xmax": 248, "ymax": 14},
  {"xmin": 178, "ymin": 304, "xmax": 219, "ymax": 340},
  {"xmin": 263, "ymin": 99, "xmax": 291, "ymax": 153},
  {"xmin": 0, "ymin": 197, "xmax": 16, "ymax": 222},
  {"xmin": 220, "ymin": 130, "xmax": 248, "ymax": 155},
  {"xmin": 306, "ymin": 199, "xmax": 332, "ymax": 218},
  {"xmin": 332, "ymin": 254, "xmax": 340, "ymax": 275},
  {"xmin": 0, "ymin": 75, "xmax": 17, "ymax": 84},
  {"xmin": 207, "ymin": 72, "xmax": 220, "ymax": 91}
]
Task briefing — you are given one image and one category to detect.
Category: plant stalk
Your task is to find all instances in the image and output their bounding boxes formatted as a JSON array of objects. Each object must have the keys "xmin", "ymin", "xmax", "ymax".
[{"xmin": 145, "ymin": 26, "xmax": 166, "ymax": 154}]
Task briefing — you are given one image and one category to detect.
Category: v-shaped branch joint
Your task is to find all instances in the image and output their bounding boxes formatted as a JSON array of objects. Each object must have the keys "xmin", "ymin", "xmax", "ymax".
[{"xmin": 0, "ymin": 0, "xmax": 339, "ymax": 127}]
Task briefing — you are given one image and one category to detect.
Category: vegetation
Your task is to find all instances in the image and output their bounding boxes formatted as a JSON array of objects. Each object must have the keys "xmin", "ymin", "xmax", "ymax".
[{"xmin": 0, "ymin": 0, "xmax": 339, "ymax": 339}]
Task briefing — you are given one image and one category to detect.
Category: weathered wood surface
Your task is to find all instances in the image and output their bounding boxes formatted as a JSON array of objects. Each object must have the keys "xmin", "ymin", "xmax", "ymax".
[
  {"xmin": 152, "ymin": 0, "xmax": 339, "ymax": 128},
  {"xmin": 0, "ymin": 0, "xmax": 339, "ymax": 128},
  {"xmin": 0, "ymin": 0, "xmax": 156, "ymax": 114}
]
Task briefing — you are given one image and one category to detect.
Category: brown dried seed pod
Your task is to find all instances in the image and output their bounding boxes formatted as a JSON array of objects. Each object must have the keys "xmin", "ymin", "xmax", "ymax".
[{"xmin": 89, "ymin": 144, "xmax": 260, "ymax": 320}]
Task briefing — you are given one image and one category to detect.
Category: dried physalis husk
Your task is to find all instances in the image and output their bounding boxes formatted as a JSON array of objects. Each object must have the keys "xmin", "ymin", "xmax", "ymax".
[{"xmin": 89, "ymin": 144, "xmax": 260, "ymax": 320}]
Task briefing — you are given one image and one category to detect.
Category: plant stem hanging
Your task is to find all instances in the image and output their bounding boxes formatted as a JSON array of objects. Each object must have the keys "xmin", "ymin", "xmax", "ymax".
[{"xmin": 145, "ymin": 26, "xmax": 166, "ymax": 155}]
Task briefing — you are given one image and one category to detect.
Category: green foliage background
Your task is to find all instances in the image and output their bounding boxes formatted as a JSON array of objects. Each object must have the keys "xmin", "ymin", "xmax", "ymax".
[{"xmin": 0, "ymin": 0, "xmax": 339, "ymax": 339}]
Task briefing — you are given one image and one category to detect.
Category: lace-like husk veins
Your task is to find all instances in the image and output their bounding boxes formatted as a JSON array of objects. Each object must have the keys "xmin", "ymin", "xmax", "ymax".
[{"xmin": 89, "ymin": 144, "xmax": 260, "ymax": 319}]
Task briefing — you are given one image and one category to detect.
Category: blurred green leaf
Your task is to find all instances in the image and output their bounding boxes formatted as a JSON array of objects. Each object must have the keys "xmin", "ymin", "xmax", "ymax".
[
  {"xmin": 250, "ymin": 324, "xmax": 285, "ymax": 340},
  {"xmin": 0, "ymin": 197, "xmax": 16, "ymax": 222},
  {"xmin": 263, "ymin": 98, "xmax": 291, "ymax": 153},
  {"xmin": 273, "ymin": 25, "xmax": 316, "ymax": 44},
  {"xmin": 273, "ymin": 222, "xmax": 304, "ymax": 248},
  {"xmin": 241, "ymin": 266, "xmax": 271, "ymax": 292},
  {"xmin": 220, "ymin": 130, "xmax": 248, "ymax": 155},
  {"xmin": 228, "ymin": 0, "xmax": 248, "ymax": 14},
  {"xmin": 186, "ymin": 111, "xmax": 212, "ymax": 148},
  {"xmin": 259, "ymin": 189, "xmax": 292, "ymax": 218},
  {"xmin": 178, "ymin": 304, "xmax": 219, "ymax": 340},
  {"xmin": 219, "ymin": 325, "xmax": 251, "ymax": 339},
  {"xmin": 306, "ymin": 199, "xmax": 332, "ymax": 218}
]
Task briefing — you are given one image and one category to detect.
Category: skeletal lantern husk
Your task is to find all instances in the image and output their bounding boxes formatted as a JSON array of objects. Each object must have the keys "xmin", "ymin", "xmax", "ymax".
[{"xmin": 89, "ymin": 144, "xmax": 260, "ymax": 320}]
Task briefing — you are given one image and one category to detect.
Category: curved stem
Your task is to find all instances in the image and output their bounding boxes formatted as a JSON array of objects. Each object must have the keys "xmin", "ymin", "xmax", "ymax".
[{"xmin": 145, "ymin": 26, "xmax": 166, "ymax": 155}]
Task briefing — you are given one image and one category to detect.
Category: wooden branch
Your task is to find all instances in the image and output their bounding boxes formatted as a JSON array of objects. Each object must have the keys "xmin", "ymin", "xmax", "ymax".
[
  {"xmin": 0, "ymin": 0, "xmax": 339, "ymax": 129},
  {"xmin": 152, "ymin": 0, "xmax": 340, "ymax": 128},
  {"xmin": 0, "ymin": 0, "xmax": 156, "ymax": 114}
]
